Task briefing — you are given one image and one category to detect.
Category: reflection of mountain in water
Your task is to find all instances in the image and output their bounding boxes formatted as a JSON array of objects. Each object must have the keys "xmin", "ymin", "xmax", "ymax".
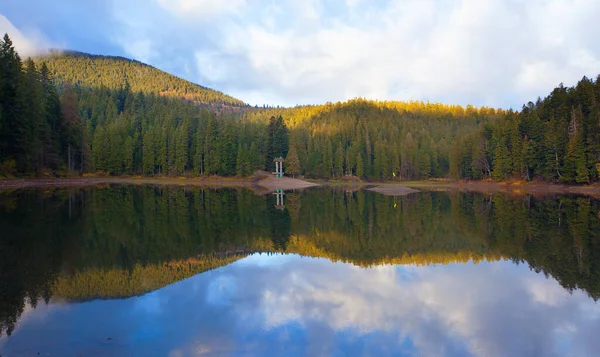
[{"xmin": 1, "ymin": 186, "xmax": 599, "ymax": 337}]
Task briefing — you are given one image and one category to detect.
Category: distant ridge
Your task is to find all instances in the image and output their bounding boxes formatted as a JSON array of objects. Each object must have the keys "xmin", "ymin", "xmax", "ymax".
[{"xmin": 36, "ymin": 49, "xmax": 247, "ymax": 108}]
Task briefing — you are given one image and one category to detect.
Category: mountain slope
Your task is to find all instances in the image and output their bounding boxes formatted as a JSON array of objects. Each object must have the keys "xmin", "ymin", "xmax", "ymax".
[{"xmin": 36, "ymin": 50, "xmax": 246, "ymax": 108}]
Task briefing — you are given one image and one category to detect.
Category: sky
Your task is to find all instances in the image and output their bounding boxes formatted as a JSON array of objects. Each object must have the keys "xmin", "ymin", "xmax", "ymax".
[
  {"xmin": 2, "ymin": 254, "xmax": 599, "ymax": 357},
  {"xmin": 1, "ymin": 0, "xmax": 600, "ymax": 108}
]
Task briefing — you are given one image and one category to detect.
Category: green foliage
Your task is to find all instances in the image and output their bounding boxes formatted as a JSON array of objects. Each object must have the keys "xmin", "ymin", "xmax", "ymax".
[
  {"xmin": 3, "ymin": 34, "xmax": 597, "ymax": 183},
  {"xmin": 457, "ymin": 77, "xmax": 600, "ymax": 183},
  {"xmin": 265, "ymin": 116, "xmax": 289, "ymax": 170},
  {"xmin": 285, "ymin": 145, "xmax": 301, "ymax": 177},
  {"xmin": 0, "ymin": 34, "xmax": 83, "ymax": 175},
  {"xmin": 244, "ymin": 99, "xmax": 504, "ymax": 180},
  {"xmin": 36, "ymin": 50, "xmax": 246, "ymax": 108}
]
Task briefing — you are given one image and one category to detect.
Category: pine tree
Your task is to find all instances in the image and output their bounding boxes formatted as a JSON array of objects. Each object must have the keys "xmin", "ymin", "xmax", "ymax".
[
  {"xmin": 285, "ymin": 145, "xmax": 301, "ymax": 177},
  {"xmin": 0, "ymin": 34, "xmax": 25, "ymax": 169},
  {"xmin": 92, "ymin": 125, "xmax": 108, "ymax": 171},
  {"xmin": 574, "ymin": 129, "xmax": 589, "ymax": 183},
  {"xmin": 175, "ymin": 123, "xmax": 189, "ymax": 175},
  {"xmin": 203, "ymin": 116, "xmax": 220, "ymax": 175},
  {"xmin": 236, "ymin": 144, "xmax": 249, "ymax": 177},
  {"xmin": 322, "ymin": 139, "xmax": 333, "ymax": 178},
  {"xmin": 265, "ymin": 116, "xmax": 289, "ymax": 169},
  {"xmin": 509, "ymin": 118, "xmax": 524, "ymax": 176},
  {"xmin": 356, "ymin": 153, "xmax": 364, "ymax": 178},
  {"xmin": 39, "ymin": 62, "xmax": 62, "ymax": 169},
  {"xmin": 23, "ymin": 58, "xmax": 45, "ymax": 171},
  {"xmin": 334, "ymin": 143, "xmax": 344, "ymax": 177},
  {"xmin": 493, "ymin": 135, "xmax": 511, "ymax": 180},
  {"xmin": 219, "ymin": 120, "xmax": 237, "ymax": 176},
  {"xmin": 142, "ymin": 129, "xmax": 155, "ymax": 175},
  {"xmin": 61, "ymin": 83, "xmax": 82, "ymax": 173}
]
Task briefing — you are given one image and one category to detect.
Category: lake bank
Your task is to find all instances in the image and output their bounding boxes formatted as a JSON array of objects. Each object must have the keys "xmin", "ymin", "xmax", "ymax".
[
  {"xmin": 0, "ymin": 174, "xmax": 319, "ymax": 192},
  {"xmin": 400, "ymin": 180, "xmax": 600, "ymax": 197},
  {"xmin": 2, "ymin": 176, "xmax": 600, "ymax": 197}
]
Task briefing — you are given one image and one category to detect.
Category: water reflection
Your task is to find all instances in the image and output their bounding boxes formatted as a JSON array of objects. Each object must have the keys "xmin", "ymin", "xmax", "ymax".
[
  {"xmin": 0, "ymin": 186, "xmax": 599, "ymax": 356},
  {"xmin": 1, "ymin": 254, "xmax": 599, "ymax": 357}
]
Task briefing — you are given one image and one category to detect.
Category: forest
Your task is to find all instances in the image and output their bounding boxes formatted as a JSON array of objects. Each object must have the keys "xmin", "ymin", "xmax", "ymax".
[
  {"xmin": 1, "ymin": 33, "xmax": 600, "ymax": 183},
  {"xmin": 37, "ymin": 50, "xmax": 246, "ymax": 108},
  {"xmin": 1, "ymin": 186, "xmax": 599, "ymax": 336}
]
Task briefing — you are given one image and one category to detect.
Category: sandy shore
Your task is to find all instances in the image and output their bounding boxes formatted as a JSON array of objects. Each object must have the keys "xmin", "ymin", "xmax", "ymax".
[
  {"xmin": 3, "ymin": 176, "xmax": 600, "ymax": 197},
  {"xmin": 0, "ymin": 175, "xmax": 320, "ymax": 192},
  {"xmin": 256, "ymin": 176, "xmax": 319, "ymax": 190}
]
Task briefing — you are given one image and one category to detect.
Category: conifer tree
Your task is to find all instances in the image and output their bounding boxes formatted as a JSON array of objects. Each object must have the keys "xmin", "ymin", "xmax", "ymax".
[
  {"xmin": 61, "ymin": 83, "xmax": 82, "ymax": 173},
  {"xmin": 285, "ymin": 145, "xmax": 301, "ymax": 177},
  {"xmin": 265, "ymin": 116, "xmax": 289, "ymax": 169},
  {"xmin": 334, "ymin": 143, "xmax": 344, "ymax": 177},
  {"xmin": 219, "ymin": 120, "xmax": 237, "ymax": 176},
  {"xmin": 356, "ymin": 153, "xmax": 364, "ymax": 178}
]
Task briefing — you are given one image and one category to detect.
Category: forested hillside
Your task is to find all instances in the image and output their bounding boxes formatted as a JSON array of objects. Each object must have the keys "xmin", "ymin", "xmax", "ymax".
[
  {"xmin": 36, "ymin": 50, "xmax": 246, "ymax": 109},
  {"xmin": 451, "ymin": 76, "xmax": 600, "ymax": 182},
  {"xmin": 2, "ymin": 33, "xmax": 600, "ymax": 183},
  {"xmin": 242, "ymin": 101, "xmax": 504, "ymax": 179}
]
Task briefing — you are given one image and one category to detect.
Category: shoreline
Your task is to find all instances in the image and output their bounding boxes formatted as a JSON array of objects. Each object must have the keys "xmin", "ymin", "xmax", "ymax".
[
  {"xmin": 1, "ymin": 176, "xmax": 600, "ymax": 197},
  {"xmin": 0, "ymin": 175, "xmax": 319, "ymax": 192},
  {"xmin": 399, "ymin": 180, "xmax": 600, "ymax": 197}
]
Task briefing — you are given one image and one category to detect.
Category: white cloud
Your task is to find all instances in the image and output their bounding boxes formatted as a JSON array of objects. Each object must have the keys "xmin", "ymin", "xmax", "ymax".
[
  {"xmin": 0, "ymin": 14, "xmax": 47, "ymax": 57},
  {"xmin": 142, "ymin": 0, "xmax": 600, "ymax": 108},
  {"xmin": 5, "ymin": 0, "xmax": 600, "ymax": 107},
  {"xmin": 154, "ymin": 0, "xmax": 247, "ymax": 19}
]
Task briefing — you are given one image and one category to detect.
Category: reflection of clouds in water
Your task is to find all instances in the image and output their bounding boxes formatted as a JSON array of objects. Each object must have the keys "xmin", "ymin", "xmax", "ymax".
[
  {"xmin": 206, "ymin": 275, "xmax": 237, "ymax": 306},
  {"xmin": 2, "ymin": 255, "xmax": 599, "ymax": 357},
  {"xmin": 227, "ymin": 257, "xmax": 600, "ymax": 357}
]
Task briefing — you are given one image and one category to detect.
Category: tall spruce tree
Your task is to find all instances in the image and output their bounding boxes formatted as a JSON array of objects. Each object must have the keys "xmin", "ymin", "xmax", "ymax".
[
  {"xmin": 265, "ymin": 116, "xmax": 289, "ymax": 171},
  {"xmin": 285, "ymin": 145, "xmax": 301, "ymax": 177}
]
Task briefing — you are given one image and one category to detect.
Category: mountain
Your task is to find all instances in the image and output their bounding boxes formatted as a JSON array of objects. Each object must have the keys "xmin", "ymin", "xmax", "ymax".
[
  {"xmin": 36, "ymin": 50, "xmax": 246, "ymax": 109},
  {"xmin": 3, "ymin": 33, "xmax": 599, "ymax": 183}
]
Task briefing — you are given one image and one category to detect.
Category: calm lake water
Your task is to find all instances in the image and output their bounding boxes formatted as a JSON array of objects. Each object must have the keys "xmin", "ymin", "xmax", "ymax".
[{"xmin": 0, "ymin": 186, "xmax": 599, "ymax": 357}]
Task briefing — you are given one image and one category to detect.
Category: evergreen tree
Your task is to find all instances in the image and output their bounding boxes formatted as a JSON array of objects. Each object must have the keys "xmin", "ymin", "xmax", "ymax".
[
  {"xmin": 236, "ymin": 144, "xmax": 250, "ymax": 177},
  {"xmin": 285, "ymin": 145, "xmax": 301, "ymax": 178},
  {"xmin": 356, "ymin": 153, "xmax": 364, "ymax": 178},
  {"xmin": 22, "ymin": 58, "xmax": 45, "ymax": 171},
  {"xmin": 334, "ymin": 143, "xmax": 344, "ymax": 177},
  {"xmin": 219, "ymin": 120, "xmax": 237, "ymax": 176},
  {"xmin": 60, "ymin": 84, "xmax": 82, "ymax": 173},
  {"xmin": 175, "ymin": 123, "xmax": 189, "ymax": 174},
  {"xmin": 142, "ymin": 129, "xmax": 155, "ymax": 175},
  {"xmin": 39, "ymin": 62, "xmax": 62, "ymax": 169},
  {"xmin": 265, "ymin": 116, "xmax": 289, "ymax": 169}
]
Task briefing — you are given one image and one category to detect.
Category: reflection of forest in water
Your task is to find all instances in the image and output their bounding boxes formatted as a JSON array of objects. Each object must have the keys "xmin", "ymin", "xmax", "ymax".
[{"xmin": 1, "ymin": 186, "xmax": 599, "ymax": 337}]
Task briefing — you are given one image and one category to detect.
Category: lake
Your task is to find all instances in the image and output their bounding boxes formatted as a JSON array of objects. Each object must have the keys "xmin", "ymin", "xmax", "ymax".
[{"xmin": 0, "ymin": 186, "xmax": 599, "ymax": 357}]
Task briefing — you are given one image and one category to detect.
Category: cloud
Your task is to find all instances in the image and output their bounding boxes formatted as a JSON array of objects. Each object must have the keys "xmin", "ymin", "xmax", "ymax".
[
  {"xmin": 3, "ymin": 255, "xmax": 599, "ymax": 357},
  {"xmin": 154, "ymin": 0, "xmax": 247, "ymax": 19},
  {"xmin": 129, "ymin": 0, "xmax": 600, "ymax": 108},
  {"xmin": 0, "ymin": 14, "xmax": 47, "ymax": 57},
  {"xmin": 2, "ymin": 0, "xmax": 600, "ymax": 108}
]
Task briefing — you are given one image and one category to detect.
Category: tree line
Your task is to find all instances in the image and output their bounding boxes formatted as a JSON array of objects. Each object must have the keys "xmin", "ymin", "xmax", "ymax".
[
  {"xmin": 450, "ymin": 76, "xmax": 600, "ymax": 182},
  {"xmin": 0, "ymin": 34, "xmax": 81, "ymax": 175},
  {"xmin": 2, "ymin": 33, "xmax": 600, "ymax": 183}
]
